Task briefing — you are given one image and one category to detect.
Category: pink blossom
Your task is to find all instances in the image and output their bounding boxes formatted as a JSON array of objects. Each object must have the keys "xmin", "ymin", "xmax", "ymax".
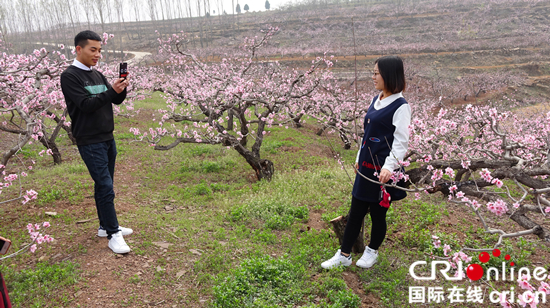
[
  {"xmin": 517, "ymin": 291, "xmax": 538, "ymax": 308},
  {"xmin": 470, "ymin": 200, "xmax": 481, "ymax": 210},
  {"xmin": 518, "ymin": 275, "xmax": 535, "ymax": 291},
  {"xmin": 480, "ymin": 168, "xmax": 493, "ymax": 183},
  {"xmin": 492, "ymin": 178, "xmax": 504, "ymax": 188},
  {"xmin": 29, "ymin": 244, "xmax": 37, "ymax": 253},
  {"xmin": 29, "ymin": 231, "xmax": 39, "ymax": 241},
  {"xmin": 539, "ymin": 281, "xmax": 550, "ymax": 295},
  {"xmin": 487, "ymin": 199, "xmax": 508, "ymax": 216},
  {"xmin": 444, "ymin": 167, "xmax": 455, "ymax": 179},
  {"xmin": 43, "ymin": 222, "xmax": 50, "ymax": 228},
  {"xmin": 453, "ymin": 268, "xmax": 466, "ymax": 279},
  {"xmin": 452, "ymin": 251, "xmax": 472, "ymax": 264},
  {"xmin": 431, "ymin": 169, "xmax": 443, "ymax": 181},
  {"xmin": 443, "ymin": 244, "xmax": 451, "ymax": 256}
]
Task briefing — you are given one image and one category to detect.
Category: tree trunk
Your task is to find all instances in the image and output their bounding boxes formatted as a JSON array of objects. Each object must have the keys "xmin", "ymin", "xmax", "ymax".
[
  {"xmin": 330, "ymin": 215, "xmax": 365, "ymax": 253},
  {"xmin": 227, "ymin": 109, "xmax": 234, "ymax": 131},
  {"xmin": 510, "ymin": 205, "xmax": 550, "ymax": 241},
  {"xmin": 233, "ymin": 142, "xmax": 274, "ymax": 181},
  {"xmin": 291, "ymin": 113, "xmax": 303, "ymax": 128},
  {"xmin": 47, "ymin": 110, "xmax": 76, "ymax": 145},
  {"xmin": 38, "ymin": 135, "xmax": 62, "ymax": 165},
  {"xmin": 237, "ymin": 111, "xmax": 248, "ymax": 147},
  {"xmin": 246, "ymin": 155, "xmax": 274, "ymax": 181},
  {"xmin": 339, "ymin": 130, "xmax": 351, "ymax": 150}
]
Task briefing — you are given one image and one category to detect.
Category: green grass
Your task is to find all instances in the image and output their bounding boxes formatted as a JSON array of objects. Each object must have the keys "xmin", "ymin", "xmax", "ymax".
[
  {"xmin": 211, "ymin": 256, "xmax": 306, "ymax": 307},
  {"xmin": 3, "ymin": 91, "xmax": 548, "ymax": 308},
  {"xmin": 0, "ymin": 261, "xmax": 81, "ymax": 308},
  {"xmin": 229, "ymin": 198, "xmax": 309, "ymax": 230}
]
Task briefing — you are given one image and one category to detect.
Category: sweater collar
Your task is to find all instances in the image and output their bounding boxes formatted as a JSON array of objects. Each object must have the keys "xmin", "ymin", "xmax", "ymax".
[{"xmin": 72, "ymin": 59, "xmax": 93, "ymax": 71}]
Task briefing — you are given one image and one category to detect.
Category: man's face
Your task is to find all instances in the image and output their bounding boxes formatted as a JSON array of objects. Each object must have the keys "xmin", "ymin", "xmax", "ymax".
[{"xmin": 76, "ymin": 40, "xmax": 101, "ymax": 67}]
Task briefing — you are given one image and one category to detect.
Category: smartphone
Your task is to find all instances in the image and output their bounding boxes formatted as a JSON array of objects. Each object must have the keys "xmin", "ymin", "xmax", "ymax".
[
  {"xmin": 119, "ymin": 62, "xmax": 128, "ymax": 79},
  {"xmin": 0, "ymin": 236, "xmax": 11, "ymax": 255}
]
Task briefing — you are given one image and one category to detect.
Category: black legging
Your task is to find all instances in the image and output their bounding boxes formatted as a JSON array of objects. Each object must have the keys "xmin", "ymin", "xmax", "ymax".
[{"xmin": 341, "ymin": 196, "xmax": 389, "ymax": 254}]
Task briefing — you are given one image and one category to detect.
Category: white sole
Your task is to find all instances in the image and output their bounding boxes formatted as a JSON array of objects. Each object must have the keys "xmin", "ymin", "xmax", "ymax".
[{"xmin": 108, "ymin": 244, "xmax": 130, "ymax": 254}]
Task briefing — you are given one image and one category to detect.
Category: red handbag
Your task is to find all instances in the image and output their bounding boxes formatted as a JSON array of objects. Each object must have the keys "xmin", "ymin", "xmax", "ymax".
[
  {"xmin": 379, "ymin": 186, "xmax": 391, "ymax": 208},
  {"xmin": 0, "ymin": 272, "xmax": 12, "ymax": 308}
]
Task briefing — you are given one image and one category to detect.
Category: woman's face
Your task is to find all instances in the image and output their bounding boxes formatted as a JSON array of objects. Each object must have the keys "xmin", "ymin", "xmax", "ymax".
[{"xmin": 372, "ymin": 63, "xmax": 385, "ymax": 92}]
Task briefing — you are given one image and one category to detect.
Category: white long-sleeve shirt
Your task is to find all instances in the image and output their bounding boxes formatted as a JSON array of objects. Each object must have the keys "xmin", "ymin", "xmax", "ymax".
[{"xmin": 355, "ymin": 92, "xmax": 411, "ymax": 171}]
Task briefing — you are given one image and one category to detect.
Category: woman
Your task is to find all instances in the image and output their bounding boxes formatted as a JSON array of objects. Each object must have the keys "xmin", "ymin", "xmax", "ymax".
[{"xmin": 321, "ymin": 56, "xmax": 411, "ymax": 269}]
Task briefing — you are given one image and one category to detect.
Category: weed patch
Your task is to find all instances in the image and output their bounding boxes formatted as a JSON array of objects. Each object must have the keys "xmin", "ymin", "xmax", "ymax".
[
  {"xmin": 0, "ymin": 261, "xmax": 81, "ymax": 307},
  {"xmin": 211, "ymin": 256, "xmax": 306, "ymax": 307},
  {"xmin": 229, "ymin": 199, "xmax": 308, "ymax": 230}
]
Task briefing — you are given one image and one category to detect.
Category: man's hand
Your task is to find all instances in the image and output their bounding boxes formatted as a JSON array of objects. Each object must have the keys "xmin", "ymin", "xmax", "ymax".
[
  {"xmin": 379, "ymin": 168, "xmax": 392, "ymax": 183},
  {"xmin": 112, "ymin": 77, "xmax": 130, "ymax": 94}
]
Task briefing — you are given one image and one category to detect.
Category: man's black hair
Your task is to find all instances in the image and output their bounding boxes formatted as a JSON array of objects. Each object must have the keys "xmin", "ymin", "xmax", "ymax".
[
  {"xmin": 74, "ymin": 30, "xmax": 102, "ymax": 48},
  {"xmin": 375, "ymin": 56, "xmax": 406, "ymax": 94}
]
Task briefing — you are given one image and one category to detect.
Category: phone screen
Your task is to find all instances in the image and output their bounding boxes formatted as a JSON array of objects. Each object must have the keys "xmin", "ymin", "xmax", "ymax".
[
  {"xmin": 0, "ymin": 237, "xmax": 11, "ymax": 255},
  {"xmin": 119, "ymin": 62, "xmax": 128, "ymax": 79}
]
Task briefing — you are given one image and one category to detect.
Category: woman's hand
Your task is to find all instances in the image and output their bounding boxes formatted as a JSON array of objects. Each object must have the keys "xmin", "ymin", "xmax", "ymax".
[
  {"xmin": 379, "ymin": 168, "xmax": 392, "ymax": 183},
  {"xmin": 354, "ymin": 162, "xmax": 359, "ymax": 174}
]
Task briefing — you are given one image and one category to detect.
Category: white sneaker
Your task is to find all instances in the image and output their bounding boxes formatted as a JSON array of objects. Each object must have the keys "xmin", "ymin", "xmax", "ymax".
[
  {"xmin": 98, "ymin": 226, "xmax": 133, "ymax": 237},
  {"xmin": 356, "ymin": 246, "xmax": 378, "ymax": 268},
  {"xmin": 321, "ymin": 249, "xmax": 352, "ymax": 269},
  {"xmin": 108, "ymin": 231, "xmax": 131, "ymax": 254}
]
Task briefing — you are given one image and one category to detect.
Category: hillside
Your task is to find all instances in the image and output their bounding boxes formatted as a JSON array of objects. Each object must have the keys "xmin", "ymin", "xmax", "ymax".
[{"xmin": 21, "ymin": 0, "xmax": 550, "ymax": 102}]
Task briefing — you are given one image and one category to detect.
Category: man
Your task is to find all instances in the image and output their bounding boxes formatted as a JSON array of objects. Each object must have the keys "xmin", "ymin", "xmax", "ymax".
[{"xmin": 61, "ymin": 30, "xmax": 132, "ymax": 254}]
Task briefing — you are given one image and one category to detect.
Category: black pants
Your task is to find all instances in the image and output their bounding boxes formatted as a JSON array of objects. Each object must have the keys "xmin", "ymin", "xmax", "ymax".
[
  {"xmin": 77, "ymin": 139, "xmax": 120, "ymax": 236},
  {"xmin": 341, "ymin": 196, "xmax": 389, "ymax": 254}
]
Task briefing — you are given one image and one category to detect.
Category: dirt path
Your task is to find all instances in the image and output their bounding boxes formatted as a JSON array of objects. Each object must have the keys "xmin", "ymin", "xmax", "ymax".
[{"xmin": 342, "ymin": 271, "xmax": 380, "ymax": 308}]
